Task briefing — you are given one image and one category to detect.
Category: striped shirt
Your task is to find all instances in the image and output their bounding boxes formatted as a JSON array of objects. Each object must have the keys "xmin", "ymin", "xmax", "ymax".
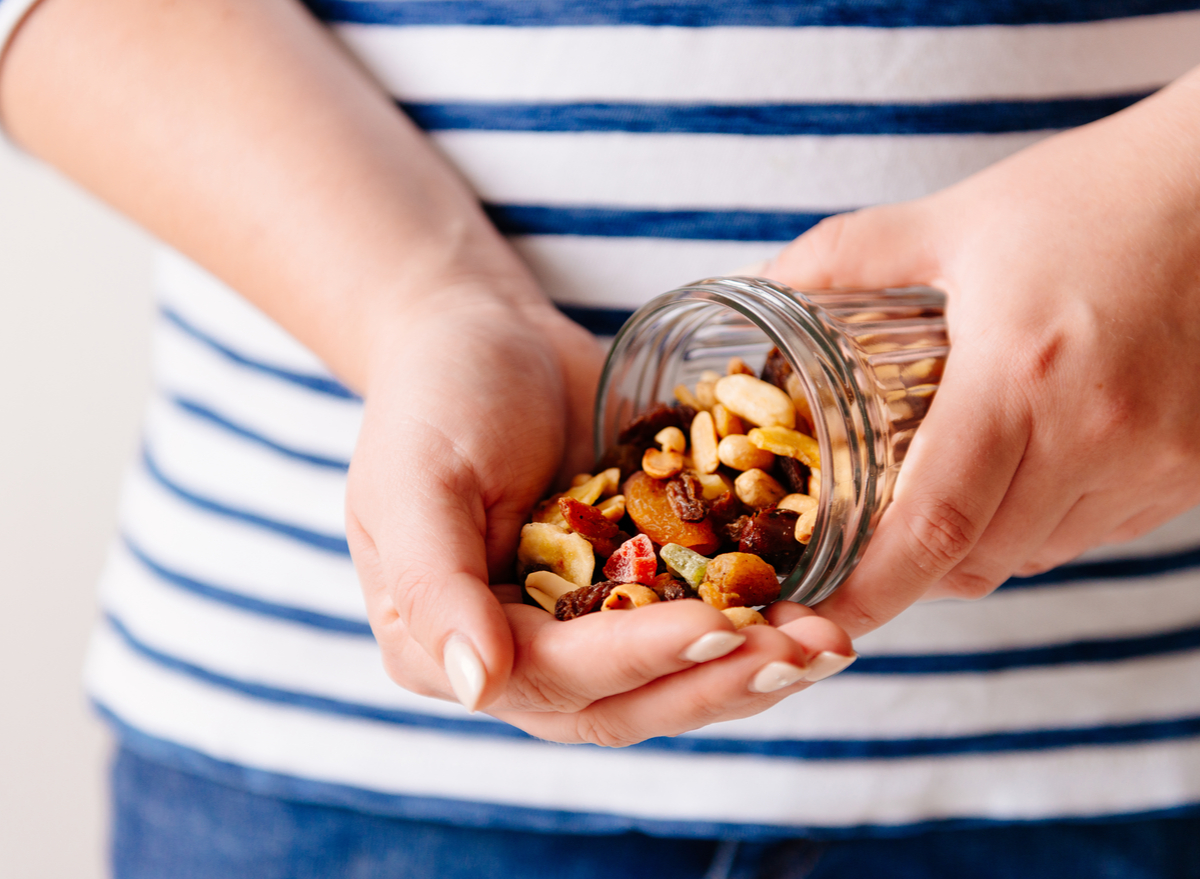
[{"xmin": 7, "ymin": 0, "xmax": 1200, "ymax": 838}]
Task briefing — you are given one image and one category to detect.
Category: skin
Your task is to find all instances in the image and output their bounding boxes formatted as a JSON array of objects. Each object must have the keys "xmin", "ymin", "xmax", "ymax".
[
  {"xmin": 4, "ymin": 0, "xmax": 1197, "ymax": 744},
  {"xmin": 0, "ymin": 0, "xmax": 849, "ymax": 746}
]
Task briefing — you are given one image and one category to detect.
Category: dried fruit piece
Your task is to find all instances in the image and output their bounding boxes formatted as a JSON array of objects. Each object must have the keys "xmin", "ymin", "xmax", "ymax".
[
  {"xmin": 557, "ymin": 496, "xmax": 625, "ymax": 557},
  {"xmin": 650, "ymin": 572, "xmax": 695, "ymax": 601},
  {"xmin": 747, "ymin": 426, "xmax": 820, "ymax": 469},
  {"xmin": 722, "ymin": 607, "xmax": 769, "ymax": 629},
  {"xmin": 690, "ymin": 410, "xmax": 720, "ymax": 475},
  {"xmin": 603, "ymin": 533, "xmax": 659, "ymax": 585},
  {"xmin": 717, "ymin": 434, "xmax": 775, "ymax": 471},
  {"xmin": 761, "ymin": 346, "xmax": 793, "ymax": 390},
  {"xmin": 618, "ymin": 403, "xmax": 689, "ymax": 448},
  {"xmin": 531, "ymin": 493, "xmax": 567, "ymax": 527},
  {"xmin": 601, "ymin": 583, "xmax": 661, "ymax": 611},
  {"xmin": 699, "ymin": 552, "xmax": 780, "ymax": 609},
  {"xmin": 715, "ymin": 374, "xmax": 796, "ymax": 429},
  {"xmin": 524, "ymin": 571, "xmax": 581, "ymax": 613},
  {"xmin": 624, "ymin": 471, "xmax": 720, "ymax": 554},
  {"xmin": 776, "ymin": 456, "xmax": 810, "ymax": 495},
  {"xmin": 556, "ymin": 581, "xmax": 618, "ymax": 620},
  {"xmin": 734, "ymin": 468, "xmax": 788, "ymax": 510},
  {"xmin": 517, "ymin": 522, "xmax": 595, "ymax": 588},
  {"xmin": 666, "ymin": 472, "xmax": 708, "ymax": 522},
  {"xmin": 739, "ymin": 508, "xmax": 803, "ymax": 571},
  {"xmin": 660, "ymin": 543, "xmax": 710, "ymax": 590}
]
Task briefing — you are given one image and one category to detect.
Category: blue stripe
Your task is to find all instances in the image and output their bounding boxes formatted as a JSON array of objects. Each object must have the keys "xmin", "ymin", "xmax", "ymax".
[
  {"xmin": 122, "ymin": 535, "xmax": 372, "ymax": 636},
  {"xmin": 305, "ymin": 1, "xmax": 1200, "ymax": 28},
  {"xmin": 141, "ymin": 446, "xmax": 351, "ymax": 556},
  {"xmin": 170, "ymin": 395, "xmax": 351, "ymax": 471},
  {"xmin": 485, "ymin": 203, "xmax": 831, "ymax": 240},
  {"xmin": 406, "ymin": 94, "xmax": 1149, "ymax": 136},
  {"xmin": 1000, "ymin": 545, "xmax": 1200, "ymax": 589},
  {"xmin": 556, "ymin": 304, "xmax": 636, "ymax": 336},
  {"xmin": 853, "ymin": 624, "xmax": 1200, "ymax": 674},
  {"xmin": 161, "ymin": 307, "xmax": 359, "ymax": 401},
  {"xmin": 104, "ymin": 610, "xmax": 1200, "ymax": 761},
  {"xmin": 96, "ymin": 707, "xmax": 1200, "ymax": 841}
]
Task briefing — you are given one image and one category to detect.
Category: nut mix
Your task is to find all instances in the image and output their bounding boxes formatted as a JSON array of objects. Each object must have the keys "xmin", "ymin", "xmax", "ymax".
[{"xmin": 518, "ymin": 350, "xmax": 819, "ymax": 628}]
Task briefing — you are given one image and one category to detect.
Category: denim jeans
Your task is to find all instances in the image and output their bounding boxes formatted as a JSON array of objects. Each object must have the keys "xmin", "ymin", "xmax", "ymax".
[{"xmin": 111, "ymin": 746, "xmax": 1200, "ymax": 879}]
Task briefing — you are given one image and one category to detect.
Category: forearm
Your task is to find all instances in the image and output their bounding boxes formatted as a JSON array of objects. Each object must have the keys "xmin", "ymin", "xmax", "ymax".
[{"xmin": 0, "ymin": 0, "xmax": 539, "ymax": 391}]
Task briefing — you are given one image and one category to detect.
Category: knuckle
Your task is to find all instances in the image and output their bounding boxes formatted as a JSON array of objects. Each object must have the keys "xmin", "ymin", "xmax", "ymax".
[
  {"xmin": 571, "ymin": 711, "xmax": 642, "ymax": 749},
  {"xmin": 902, "ymin": 495, "xmax": 980, "ymax": 573},
  {"xmin": 939, "ymin": 568, "xmax": 1001, "ymax": 601}
]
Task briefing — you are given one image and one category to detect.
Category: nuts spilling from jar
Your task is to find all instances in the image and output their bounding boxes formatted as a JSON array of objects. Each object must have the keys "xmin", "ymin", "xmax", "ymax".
[{"xmin": 519, "ymin": 350, "xmax": 820, "ymax": 630}]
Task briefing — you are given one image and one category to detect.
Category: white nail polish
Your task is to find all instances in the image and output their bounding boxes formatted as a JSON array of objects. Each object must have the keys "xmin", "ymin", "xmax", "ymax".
[
  {"xmin": 750, "ymin": 661, "xmax": 808, "ymax": 694},
  {"xmin": 801, "ymin": 651, "xmax": 857, "ymax": 682},
  {"xmin": 443, "ymin": 637, "xmax": 486, "ymax": 713},
  {"xmin": 680, "ymin": 631, "xmax": 746, "ymax": 663}
]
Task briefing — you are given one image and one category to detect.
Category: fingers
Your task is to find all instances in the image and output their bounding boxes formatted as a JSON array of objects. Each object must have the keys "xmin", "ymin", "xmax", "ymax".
[
  {"xmin": 499, "ymin": 604, "xmax": 852, "ymax": 746},
  {"xmin": 764, "ymin": 201, "xmax": 940, "ymax": 291},
  {"xmin": 815, "ymin": 355, "xmax": 1029, "ymax": 636},
  {"xmin": 498, "ymin": 599, "xmax": 744, "ymax": 713},
  {"xmin": 347, "ymin": 457, "xmax": 515, "ymax": 711}
]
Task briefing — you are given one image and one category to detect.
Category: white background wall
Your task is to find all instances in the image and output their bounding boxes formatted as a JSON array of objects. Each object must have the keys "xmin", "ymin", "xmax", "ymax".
[{"xmin": 0, "ymin": 140, "xmax": 154, "ymax": 878}]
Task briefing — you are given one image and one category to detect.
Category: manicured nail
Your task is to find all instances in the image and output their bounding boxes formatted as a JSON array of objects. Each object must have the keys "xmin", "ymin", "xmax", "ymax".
[
  {"xmin": 750, "ymin": 661, "xmax": 808, "ymax": 694},
  {"xmin": 443, "ymin": 637, "xmax": 486, "ymax": 713},
  {"xmin": 680, "ymin": 631, "xmax": 746, "ymax": 663},
  {"xmin": 801, "ymin": 651, "xmax": 857, "ymax": 682}
]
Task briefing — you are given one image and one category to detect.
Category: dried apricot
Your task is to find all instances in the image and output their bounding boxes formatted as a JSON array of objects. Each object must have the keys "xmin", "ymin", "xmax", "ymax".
[{"xmin": 624, "ymin": 471, "xmax": 720, "ymax": 555}]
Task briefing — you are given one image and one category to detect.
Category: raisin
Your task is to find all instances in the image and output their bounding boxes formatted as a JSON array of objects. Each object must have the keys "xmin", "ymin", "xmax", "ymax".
[
  {"xmin": 649, "ymin": 573, "xmax": 696, "ymax": 602},
  {"xmin": 595, "ymin": 442, "xmax": 644, "ymax": 483},
  {"xmin": 666, "ymin": 472, "xmax": 708, "ymax": 522},
  {"xmin": 618, "ymin": 403, "xmax": 687, "ymax": 448},
  {"xmin": 777, "ymin": 456, "xmax": 811, "ymax": 495},
  {"xmin": 723, "ymin": 514, "xmax": 754, "ymax": 545},
  {"xmin": 739, "ymin": 508, "xmax": 803, "ymax": 572},
  {"xmin": 555, "ymin": 581, "xmax": 618, "ymax": 621},
  {"xmin": 761, "ymin": 346, "xmax": 794, "ymax": 391},
  {"xmin": 624, "ymin": 471, "xmax": 720, "ymax": 555}
]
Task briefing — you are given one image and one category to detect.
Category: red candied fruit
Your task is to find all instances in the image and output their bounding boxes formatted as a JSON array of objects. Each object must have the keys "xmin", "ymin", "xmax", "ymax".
[{"xmin": 603, "ymin": 534, "xmax": 659, "ymax": 585}]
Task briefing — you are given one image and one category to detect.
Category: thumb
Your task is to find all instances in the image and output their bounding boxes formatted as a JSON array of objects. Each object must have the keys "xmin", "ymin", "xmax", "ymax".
[
  {"xmin": 765, "ymin": 202, "xmax": 939, "ymax": 290},
  {"xmin": 347, "ymin": 452, "xmax": 515, "ymax": 714}
]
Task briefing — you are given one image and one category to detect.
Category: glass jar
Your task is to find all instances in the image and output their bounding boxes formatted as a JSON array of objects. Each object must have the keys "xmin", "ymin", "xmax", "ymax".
[{"xmin": 595, "ymin": 277, "xmax": 948, "ymax": 606}]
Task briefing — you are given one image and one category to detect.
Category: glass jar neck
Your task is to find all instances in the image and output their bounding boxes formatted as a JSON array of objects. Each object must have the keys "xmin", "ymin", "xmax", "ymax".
[{"xmin": 596, "ymin": 277, "xmax": 946, "ymax": 605}]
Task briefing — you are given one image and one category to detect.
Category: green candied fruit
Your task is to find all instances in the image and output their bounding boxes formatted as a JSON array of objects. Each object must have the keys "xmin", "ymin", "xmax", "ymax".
[{"xmin": 661, "ymin": 543, "xmax": 709, "ymax": 590}]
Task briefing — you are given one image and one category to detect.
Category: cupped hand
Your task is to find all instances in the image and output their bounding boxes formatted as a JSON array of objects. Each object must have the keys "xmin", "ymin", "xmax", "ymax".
[
  {"xmin": 345, "ymin": 288, "xmax": 852, "ymax": 745},
  {"xmin": 764, "ymin": 71, "xmax": 1200, "ymax": 638}
]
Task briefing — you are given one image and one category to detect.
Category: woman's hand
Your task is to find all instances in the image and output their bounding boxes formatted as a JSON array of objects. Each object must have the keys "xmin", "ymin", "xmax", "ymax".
[
  {"xmin": 346, "ymin": 291, "xmax": 853, "ymax": 744},
  {"xmin": 764, "ymin": 68, "xmax": 1200, "ymax": 639}
]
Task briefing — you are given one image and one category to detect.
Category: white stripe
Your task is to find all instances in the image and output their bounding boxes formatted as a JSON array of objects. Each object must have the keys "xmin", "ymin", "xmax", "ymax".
[
  {"xmin": 89, "ymin": 626, "xmax": 1200, "ymax": 827},
  {"xmin": 156, "ymin": 250, "xmax": 335, "ymax": 376},
  {"xmin": 98, "ymin": 545, "xmax": 1200, "ymax": 740},
  {"xmin": 155, "ymin": 316, "xmax": 362, "ymax": 461},
  {"xmin": 512, "ymin": 236, "xmax": 783, "ymax": 307},
  {"xmin": 144, "ymin": 396, "xmax": 347, "ymax": 536},
  {"xmin": 335, "ymin": 16, "xmax": 1200, "ymax": 103},
  {"xmin": 434, "ymin": 130, "xmax": 1046, "ymax": 210},
  {"xmin": 855, "ymin": 568, "xmax": 1200, "ymax": 655},
  {"xmin": 118, "ymin": 467, "xmax": 366, "ymax": 621}
]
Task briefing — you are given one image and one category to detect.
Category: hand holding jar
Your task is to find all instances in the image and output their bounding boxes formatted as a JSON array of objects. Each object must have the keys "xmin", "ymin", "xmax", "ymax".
[{"xmin": 764, "ymin": 67, "xmax": 1200, "ymax": 639}]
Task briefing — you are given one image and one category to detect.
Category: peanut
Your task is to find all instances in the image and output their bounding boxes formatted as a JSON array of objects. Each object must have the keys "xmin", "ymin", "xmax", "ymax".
[
  {"xmin": 727, "ymin": 356, "xmax": 755, "ymax": 376},
  {"xmin": 717, "ymin": 434, "xmax": 775, "ymax": 471},
  {"xmin": 734, "ymin": 468, "xmax": 788, "ymax": 510},
  {"xmin": 674, "ymin": 383, "xmax": 704, "ymax": 411},
  {"xmin": 524, "ymin": 570, "xmax": 581, "ymax": 613},
  {"xmin": 777, "ymin": 493, "xmax": 818, "ymax": 515},
  {"xmin": 690, "ymin": 410, "xmax": 720, "ymax": 474},
  {"xmin": 712, "ymin": 403, "xmax": 745, "ymax": 438}
]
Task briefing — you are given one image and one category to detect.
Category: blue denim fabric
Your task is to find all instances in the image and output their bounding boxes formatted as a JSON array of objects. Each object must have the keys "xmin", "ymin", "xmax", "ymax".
[{"xmin": 112, "ymin": 747, "xmax": 1200, "ymax": 879}]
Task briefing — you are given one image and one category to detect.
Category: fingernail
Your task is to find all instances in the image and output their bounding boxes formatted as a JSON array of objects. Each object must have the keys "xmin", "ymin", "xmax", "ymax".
[
  {"xmin": 801, "ymin": 651, "xmax": 857, "ymax": 682},
  {"xmin": 750, "ymin": 661, "xmax": 808, "ymax": 694},
  {"xmin": 443, "ymin": 637, "xmax": 486, "ymax": 713},
  {"xmin": 680, "ymin": 631, "xmax": 746, "ymax": 663}
]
